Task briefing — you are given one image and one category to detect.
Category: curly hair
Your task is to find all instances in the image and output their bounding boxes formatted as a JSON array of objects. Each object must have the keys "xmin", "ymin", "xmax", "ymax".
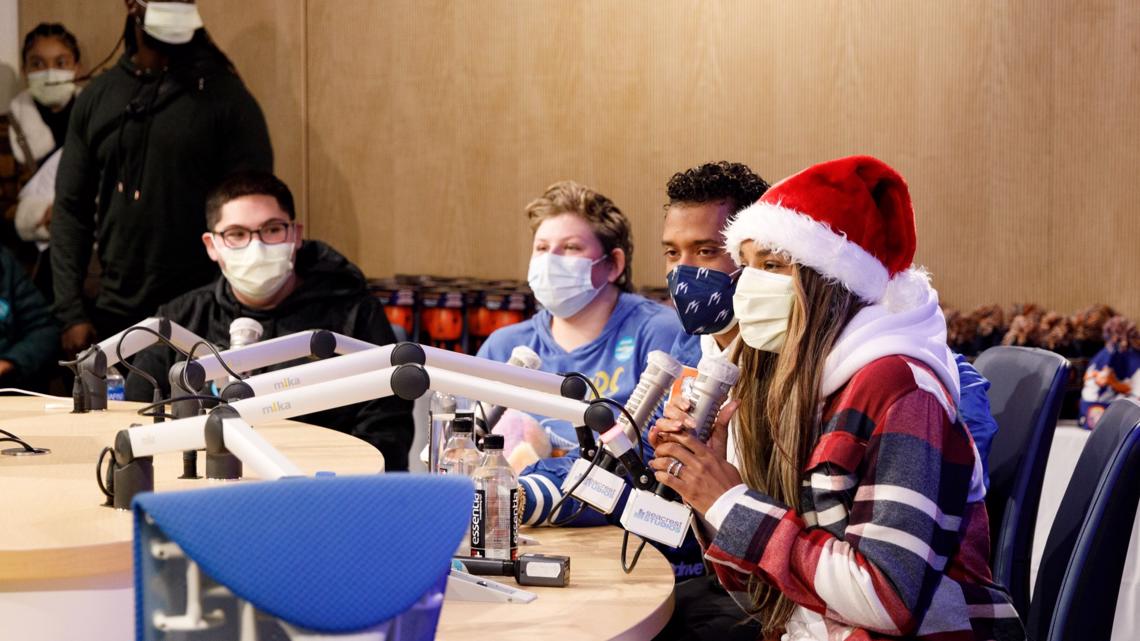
[
  {"xmin": 526, "ymin": 180, "xmax": 634, "ymax": 292},
  {"xmin": 665, "ymin": 161, "xmax": 771, "ymax": 215}
]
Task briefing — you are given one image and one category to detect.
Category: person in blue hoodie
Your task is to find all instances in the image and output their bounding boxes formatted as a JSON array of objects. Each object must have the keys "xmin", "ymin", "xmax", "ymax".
[{"xmin": 477, "ymin": 180, "xmax": 684, "ymax": 524}]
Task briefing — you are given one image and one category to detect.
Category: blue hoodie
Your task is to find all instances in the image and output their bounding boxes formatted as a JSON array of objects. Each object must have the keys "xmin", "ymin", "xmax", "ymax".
[{"xmin": 477, "ymin": 292, "xmax": 683, "ymax": 447}]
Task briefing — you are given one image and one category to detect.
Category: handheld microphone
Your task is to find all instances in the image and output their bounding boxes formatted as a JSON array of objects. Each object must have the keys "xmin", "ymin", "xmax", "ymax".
[
  {"xmin": 229, "ymin": 318, "xmax": 264, "ymax": 350},
  {"xmin": 564, "ymin": 351, "xmax": 682, "ymax": 514},
  {"xmin": 615, "ymin": 351, "xmax": 684, "ymax": 444},
  {"xmin": 453, "ymin": 553, "xmax": 571, "ymax": 587},
  {"xmin": 483, "ymin": 346, "xmax": 542, "ymax": 430},
  {"xmin": 683, "ymin": 355, "xmax": 741, "ymax": 443},
  {"xmin": 622, "ymin": 354, "xmax": 740, "ymax": 548}
]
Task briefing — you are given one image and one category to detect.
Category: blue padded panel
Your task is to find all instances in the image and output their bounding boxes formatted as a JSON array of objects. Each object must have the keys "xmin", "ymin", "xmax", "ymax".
[
  {"xmin": 1028, "ymin": 397, "xmax": 1140, "ymax": 641},
  {"xmin": 133, "ymin": 475, "xmax": 473, "ymax": 633},
  {"xmin": 974, "ymin": 345, "xmax": 1068, "ymax": 614}
]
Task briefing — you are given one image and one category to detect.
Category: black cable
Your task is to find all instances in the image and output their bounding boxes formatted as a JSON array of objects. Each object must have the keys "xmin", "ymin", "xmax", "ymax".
[
  {"xmin": 96, "ymin": 446, "xmax": 115, "ymax": 499},
  {"xmin": 473, "ymin": 401, "xmax": 489, "ymax": 435},
  {"xmin": 558, "ymin": 371, "xmax": 601, "ymax": 400},
  {"xmin": 544, "ymin": 397, "xmax": 645, "ymax": 527},
  {"xmin": 181, "ymin": 340, "xmax": 244, "ymax": 392},
  {"xmin": 72, "ymin": 35, "xmax": 124, "ymax": 83},
  {"xmin": 545, "ymin": 443, "xmax": 607, "ymax": 527},
  {"xmin": 0, "ymin": 436, "xmax": 37, "ymax": 452},
  {"xmin": 115, "ymin": 326, "xmax": 191, "ymax": 394},
  {"xmin": 589, "ymin": 397, "xmax": 646, "ymax": 461},
  {"xmin": 135, "ymin": 394, "xmax": 225, "ymax": 418},
  {"xmin": 620, "ymin": 530, "xmax": 649, "ymax": 574}
]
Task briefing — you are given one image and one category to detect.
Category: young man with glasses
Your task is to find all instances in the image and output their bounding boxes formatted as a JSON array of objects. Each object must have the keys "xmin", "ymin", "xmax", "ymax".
[{"xmin": 124, "ymin": 171, "xmax": 415, "ymax": 470}]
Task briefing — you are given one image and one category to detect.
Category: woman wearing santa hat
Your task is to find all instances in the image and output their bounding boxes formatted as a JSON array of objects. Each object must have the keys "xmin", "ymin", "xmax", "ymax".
[{"xmin": 650, "ymin": 156, "xmax": 1022, "ymax": 640}]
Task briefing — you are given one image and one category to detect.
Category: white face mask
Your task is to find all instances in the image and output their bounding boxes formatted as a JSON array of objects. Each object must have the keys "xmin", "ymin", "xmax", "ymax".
[
  {"xmin": 527, "ymin": 252, "xmax": 607, "ymax": 319},
  {"xmin": 215, "ymin": 240, "xmax": 295, "ymax": 301},
  {"xmin": 138, "ymin": 1, "xmax": 204, "ymax": 45},
  {"xmin": 733, "ymin": 267, "xmax": 795, "ymax": 353},
  {"xmin": 27, "ymin": 69, "xmax": 76, "ymax": 108}
]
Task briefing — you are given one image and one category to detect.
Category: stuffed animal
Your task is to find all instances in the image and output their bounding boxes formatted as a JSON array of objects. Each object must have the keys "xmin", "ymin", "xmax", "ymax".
[
  {"xmin": 1080, "ymin": 316, "xmax": 1140, "ymax": 429},
  {"xmin": 492, "ymin": 409, "xmax": 553, "ymax": 473}
]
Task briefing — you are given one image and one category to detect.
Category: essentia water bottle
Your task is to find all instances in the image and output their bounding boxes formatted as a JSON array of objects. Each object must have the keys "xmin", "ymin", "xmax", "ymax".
[
  {"xmin": 469, "ymin": 434, "xmax": 518, "ymax": 560},
  {"xmin": 439, "ymin": 414, "xmax": 480, "ymax": 476}
]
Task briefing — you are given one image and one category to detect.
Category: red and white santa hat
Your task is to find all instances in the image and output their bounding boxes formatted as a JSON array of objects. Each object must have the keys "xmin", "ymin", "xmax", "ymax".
[{"xmin": 723, "ymin": 155, "xmax": 928, "ymax": 309}]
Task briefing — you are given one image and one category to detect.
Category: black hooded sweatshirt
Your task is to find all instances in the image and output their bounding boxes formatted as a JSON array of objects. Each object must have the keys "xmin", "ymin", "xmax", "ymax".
[
  {"xmin": 52, "ymin": 49, "xmax": 272, "ymax": 332},
  {"xmin": 124, "ymin": 241, "xmax": 415, "ymax": 471}
]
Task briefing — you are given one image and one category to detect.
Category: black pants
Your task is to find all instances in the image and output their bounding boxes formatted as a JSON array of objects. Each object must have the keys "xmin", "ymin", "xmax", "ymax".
[{"xmin": 655, "ymin": 575, "xmax": 763, "ymax": 641}]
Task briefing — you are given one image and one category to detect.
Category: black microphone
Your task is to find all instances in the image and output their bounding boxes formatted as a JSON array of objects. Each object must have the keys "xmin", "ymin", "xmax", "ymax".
[{"xmin": 453, "ymin": 553, "xmax": 571, "ymax": 587}]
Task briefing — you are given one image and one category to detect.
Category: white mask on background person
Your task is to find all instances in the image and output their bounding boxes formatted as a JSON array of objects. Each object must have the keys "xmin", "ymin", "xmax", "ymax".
[
  {"xmin": 527, "ymin": 252, "xmax": 607, "ymax": 319},
  {"xmin": 137, "ymin": 1, "xmax": 204, "ymax": 45},
  {"xmin": 733, "ymin": 267, "xmax": 795, "ymax": 353},
  {"xmin": 215, "ymin": 240, "xmax": 295, "ymax": 301},
  {"xmin": 26, "ymin": 69, "xmax": 76, "ymax": 108}
]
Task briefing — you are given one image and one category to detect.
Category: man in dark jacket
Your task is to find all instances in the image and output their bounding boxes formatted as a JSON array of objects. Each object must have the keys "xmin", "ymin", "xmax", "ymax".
[
  {"xmin": 125, "ymin": 171, "xmax": 414, "ymax": 470},
  {"xmin": 0, "ymin": 245, "xmax": 59, "ymax": 390},
  {"xmin": 53, "ymin": 1, "xmax": 272, "ymax": 356}
]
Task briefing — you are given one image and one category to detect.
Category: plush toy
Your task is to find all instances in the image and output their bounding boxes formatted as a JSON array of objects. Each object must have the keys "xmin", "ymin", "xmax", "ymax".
[
  {"xmin": 1080, "ymin": 316, "xmax": 1140, "ymax": 429},
  {"xmin": 492, "ymin": 409, "xmax": 553, "ymax": 473}
]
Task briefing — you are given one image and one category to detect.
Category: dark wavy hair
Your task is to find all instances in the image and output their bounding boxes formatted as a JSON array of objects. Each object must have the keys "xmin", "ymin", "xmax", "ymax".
[
  {"xmin": 665, "ymin": 161, "xmax": 770, "ymax": 216},
  {"xmin": 206, "ymin": 171, "xmax": 295, "ymax": 229},
  {"xmin": 22, "ymin": 23, "xmax": 81, "ymax": 66}
]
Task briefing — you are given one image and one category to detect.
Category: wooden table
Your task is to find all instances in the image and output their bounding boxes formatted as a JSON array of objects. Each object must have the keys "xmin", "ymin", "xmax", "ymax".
[
  {"xmin": 0, "ymin": 396, "xmax": 675, "ymax": 640},
  {"xmin": 438, "ymin": 526, "xmax": 675, "ymax": 641}
]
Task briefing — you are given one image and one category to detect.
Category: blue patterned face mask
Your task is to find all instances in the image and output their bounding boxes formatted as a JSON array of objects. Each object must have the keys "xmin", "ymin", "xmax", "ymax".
[{"xmin": 667, "ymin": 265, "xmax": 740, "ymax": 335}]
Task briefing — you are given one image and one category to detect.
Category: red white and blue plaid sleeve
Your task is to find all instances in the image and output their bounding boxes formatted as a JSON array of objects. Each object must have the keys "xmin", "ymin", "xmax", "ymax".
[{"xmin": 704, "ymin": 384, "xmax": 977, "ymax": 636}]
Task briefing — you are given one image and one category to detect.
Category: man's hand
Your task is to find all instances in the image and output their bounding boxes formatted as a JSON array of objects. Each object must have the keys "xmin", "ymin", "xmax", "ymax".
[
  {"xmin": 648, "ymin": 394, "xmax": 696, "ymax": 449},
  {"xmin": 62, "ymin": 322, "xmax": 97, "ymax": 358},
  {"xmin": 0, "ymin": 359, "xmax": 15, "ymax": 379}
]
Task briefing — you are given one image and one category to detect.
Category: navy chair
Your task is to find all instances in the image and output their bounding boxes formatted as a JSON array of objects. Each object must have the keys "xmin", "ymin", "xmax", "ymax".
[
  {"xmin": 1027, "ymin": 397, "xmax": 1140, "ymax": 641},
  {"xmin": 974, "ymin": 346, "xmax": 1069, "ymax": 615},
  {"xmin": 133, "ymin": 474, "xmax": 474, "ymax": 640}
]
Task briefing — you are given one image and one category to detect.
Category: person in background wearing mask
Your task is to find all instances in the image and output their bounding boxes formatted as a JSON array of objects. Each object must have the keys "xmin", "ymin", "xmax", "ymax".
[
  {"xmin": 124, "ymin": 171, "xmax": 415, "ymax": 470},
  {"xmin": 6, "ymin": 23, "xmax": 83, "ymax": 296},
  {"xmin": 53, "ymin": 0, "xmax": 272, "ymax": 356},
  {"xmin": 650, "ymin": 156, "xmax": 1022, "ymax": 641},
  {"xmin": 476, "ymin": 180, "xmax": 684, "ymax": 526}
]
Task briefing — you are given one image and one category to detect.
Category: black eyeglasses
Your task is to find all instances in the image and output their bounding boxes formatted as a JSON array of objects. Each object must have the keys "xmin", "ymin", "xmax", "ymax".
[{"xmin": 213, "ymin": 221, "xmax": 294, "ymax": 249}]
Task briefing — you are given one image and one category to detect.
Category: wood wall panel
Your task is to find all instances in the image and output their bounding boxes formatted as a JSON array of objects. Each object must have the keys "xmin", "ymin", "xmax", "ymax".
[
  {"xmin": 20, "ymin": 1, "xmax": 1140, "ymax": 317},
  {"xmin": 17, "ymin": 0, "xmax": 306, "ymax": 226}
]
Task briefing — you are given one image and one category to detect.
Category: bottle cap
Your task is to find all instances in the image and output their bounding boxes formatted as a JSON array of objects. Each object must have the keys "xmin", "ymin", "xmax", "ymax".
[
  {"xmin": 451, "ymin": 416, "xmax": 474, "ymax": 433},
  {"xmin": 482, "ymin": 434, "xmax": 504, "ymax": 450}
]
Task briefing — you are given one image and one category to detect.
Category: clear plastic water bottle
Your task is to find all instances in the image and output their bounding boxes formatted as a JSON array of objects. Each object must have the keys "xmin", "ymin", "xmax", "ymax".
[
  {"xmin": 429, "ymin": 392, "xmax": 457, "ymax": 474},
  {"xmin": 106, "ymin": 366, "xmax": 125, "ymax": 401},
  {"xmin": 470, "ymin": 434, "xmax": 518, "ymax": 560},
  {"xmin": 439, "ymin": 415, "xmax": 480, "ymax": 477}
]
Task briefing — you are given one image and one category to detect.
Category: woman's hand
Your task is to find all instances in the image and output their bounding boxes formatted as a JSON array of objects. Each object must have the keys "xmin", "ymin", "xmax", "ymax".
[{"xmin": 649, "ymin": 401, "xmax": 741, "ymax": 515}]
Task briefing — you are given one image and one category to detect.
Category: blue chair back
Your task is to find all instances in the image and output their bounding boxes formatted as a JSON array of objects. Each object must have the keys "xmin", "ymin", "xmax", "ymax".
[
  {"xmin": 133, "ymin": 474, "xmax": 473, "ymax": 640},
  {"xmin": 974, "ymin": 346, "xmax": 1069, "ymax": 614},
  {"xmin": 1027, "ymin": 397, "xmax": 1140, "ymax": 641}
]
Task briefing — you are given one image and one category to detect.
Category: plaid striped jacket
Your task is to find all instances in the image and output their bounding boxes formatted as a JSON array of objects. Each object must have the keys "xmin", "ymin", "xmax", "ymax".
[{"xmin": 705, "ymin": 355, "xmax": 1024, "ymax": 640}]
